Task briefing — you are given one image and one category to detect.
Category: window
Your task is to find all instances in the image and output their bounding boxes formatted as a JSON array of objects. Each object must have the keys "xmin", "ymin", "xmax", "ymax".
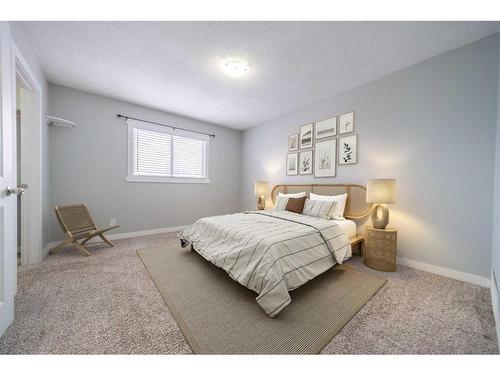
[{"xmin": 127, "ymin": 119, "xmax": 209, "ymax": 183}]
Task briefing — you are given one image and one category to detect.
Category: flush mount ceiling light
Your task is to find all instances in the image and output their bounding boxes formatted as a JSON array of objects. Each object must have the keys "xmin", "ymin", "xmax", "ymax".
[{"xmin": 220, "ymin": 58, "xmax": 250, "ymax": 78}]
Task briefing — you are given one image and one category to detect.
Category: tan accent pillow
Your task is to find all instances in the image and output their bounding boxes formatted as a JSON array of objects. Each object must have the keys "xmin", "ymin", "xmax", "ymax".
[{"xmin": 285, "ymin": 196, "xmax": 307, "ymax": 214}]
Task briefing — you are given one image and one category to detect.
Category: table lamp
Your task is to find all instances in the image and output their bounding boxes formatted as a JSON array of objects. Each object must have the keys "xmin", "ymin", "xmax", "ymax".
[
  {"xmin": 366, "ymin": 179, "xmax": 396, "ymax": 229},
  {"xmin": 254, "ymin": 181, "xmax": 269, "ymax": 210}
]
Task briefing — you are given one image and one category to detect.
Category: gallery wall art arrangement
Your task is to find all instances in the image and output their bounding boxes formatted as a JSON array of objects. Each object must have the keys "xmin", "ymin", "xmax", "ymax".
[{"xmin": 286, "ymin": 111, "xmax": 358, "ymax": 177}]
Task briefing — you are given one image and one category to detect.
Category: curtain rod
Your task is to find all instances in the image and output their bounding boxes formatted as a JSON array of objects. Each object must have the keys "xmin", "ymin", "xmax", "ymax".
[{"xmin": 116, "ymin": 114, "xmax": 215, "ymax": 138}]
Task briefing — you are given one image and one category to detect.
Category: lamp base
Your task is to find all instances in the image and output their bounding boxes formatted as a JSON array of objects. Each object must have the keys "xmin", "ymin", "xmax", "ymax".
[
  {"xmin": 257, "ymin": 195, "xmax": 265, "ymax": 210},
  {"xmin": 371, "ymin": 204, "xmax": 389, "ymax": 229}
]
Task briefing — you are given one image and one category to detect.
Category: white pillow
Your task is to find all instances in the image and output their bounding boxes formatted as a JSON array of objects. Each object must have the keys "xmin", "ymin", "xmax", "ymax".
[
  {"xmin": 273, "ymin": 196, "xmax": 289, "ymax": 211},
  {"xmin": 302, "ymin": 199, "xmax": 337, "ymax": 220},
  {"xmin": 309, "ymin": 192, "xmax": 348, "ymax": 220},
  {"xmin": 278, "ymin": 191, "xmax": 307, "ymax": 198}
]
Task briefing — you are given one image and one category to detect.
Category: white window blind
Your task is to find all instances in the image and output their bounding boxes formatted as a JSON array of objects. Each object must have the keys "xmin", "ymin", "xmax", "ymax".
[{"xmin": 127, "ymin": 120, "xmax": 209, "ymax": 183}]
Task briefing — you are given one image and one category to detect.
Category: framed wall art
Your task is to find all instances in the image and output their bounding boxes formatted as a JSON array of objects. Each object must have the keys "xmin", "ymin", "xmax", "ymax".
[
  {"xmin": 288, "ymin": 134, "xmax": 299, "ymax": 151},
  {"xmin": 299, "ymin": 150, "xmax": 313, "ymax": 175},
  {"xmin": 339, "ymin": 112, "xmax": 354, "ymax": 134},
  {"xmin": 299, "ymin": 123, "xmax": 313, "ymax": 149},
  {"xmin": 338, "ymin": 134, "xmax": 357, "ymax": 165},
  {"xmin": 286, "ymin": 153, "xmax": 298, "ymax": 175},
  {"xmin": 314, "ymin": 116, "xmax": 336, "ymax": 139},
  {"xmin": 314, "ymin": 139, "xmax": 336, "ymax": 177}
]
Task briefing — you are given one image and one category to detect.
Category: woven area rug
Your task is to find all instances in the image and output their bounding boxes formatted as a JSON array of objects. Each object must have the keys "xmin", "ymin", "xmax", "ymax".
[{"xmin": 138, "ymin": 242, "xmax": 386, "ymax": 354}]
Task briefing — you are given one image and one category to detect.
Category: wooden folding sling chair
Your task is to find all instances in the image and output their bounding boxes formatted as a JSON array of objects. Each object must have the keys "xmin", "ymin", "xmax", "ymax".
[{"xmin": 49, "ymin": 204, "xmax": 120, "ymax": 256}]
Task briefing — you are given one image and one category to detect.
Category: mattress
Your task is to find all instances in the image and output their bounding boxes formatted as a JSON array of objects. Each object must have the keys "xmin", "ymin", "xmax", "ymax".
[{"xmin": 333, "ymin": 219, "xmax": 357, "ymax": 239}]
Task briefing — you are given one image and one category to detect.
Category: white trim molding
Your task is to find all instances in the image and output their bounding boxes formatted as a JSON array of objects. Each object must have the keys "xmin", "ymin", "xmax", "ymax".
[
  {"xmin": 102, "ymin": 225, "xmax": 188, "ymax": 241},
  {"xmin": 397, "ymin": 256, "xmax": 490, "ymax": 288},
  {"xmin": 11, "ymin": 41, "xmax": 44, "ymax": 266},
  {"xmin": 126, "ymin": 175, "xmax": 209, "ymax": 184},
  {"xmin": 491, "ymin": 270, "xmax": 499, "ymax": 351},
  {"xmin": 11, "ymin": 43, "xmax": 43, "ymax": 93},
  {"xmin": 43, "ymin": 225, "xmax": 188, "ymax": 254},
  {"xmin": 42, "ymin": 226, "xmax": 493, "ymax": 289}
]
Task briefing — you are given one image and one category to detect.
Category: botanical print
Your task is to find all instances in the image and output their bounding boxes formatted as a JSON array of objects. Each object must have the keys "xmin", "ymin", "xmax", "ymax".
[
  {"xmin": 338, "ymin": 134, "xmax": 357, "ymax": 165},
  {"xmin": 315, "ymin": 116, "xmax": 337, "ymax": 139},
  {"xmin": 314, "ymin": 139, "xmax": 336, "ymax": 177},
  {"xmin": 299, "ymin": 123, "xmax": 313, "ymax": 149},
  {"xmin": 339, "ymin": 112, "xmax": 354, "ymax": 134},
  {"xmin": 299, "ymin": 150, "xmax": 313, "ymax": 175},
  {"xmin": 288, "ymin": 134, "xmax": 299, "ymax": 151},
  {"xmin": 286, "ymin": 153, "xmax": 298, "ymax": 175}
]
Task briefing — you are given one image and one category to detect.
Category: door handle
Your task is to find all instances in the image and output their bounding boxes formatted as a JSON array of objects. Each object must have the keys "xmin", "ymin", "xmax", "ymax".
[{"xmin": 5, "ymin": 186, "xmax": 25, "ymax": 196}]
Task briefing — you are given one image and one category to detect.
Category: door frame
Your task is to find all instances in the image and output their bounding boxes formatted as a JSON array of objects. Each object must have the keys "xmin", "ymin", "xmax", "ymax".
[
  {"xmin": 0, "ymin": 21, "xmax": 15, "ymax": 337},
  {"xmin": 11, "ymin": 42, "xmax": 43, "ymax": 265}
]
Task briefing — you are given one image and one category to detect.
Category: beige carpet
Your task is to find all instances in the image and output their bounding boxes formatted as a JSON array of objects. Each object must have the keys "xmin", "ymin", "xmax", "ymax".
[
  {"xmin": 138, "ymin": 244, "xmax": 386, "ymax": 354},
  {"xmin": 0, "ymin": 232, "xmax": 497, "ymax": 354}
]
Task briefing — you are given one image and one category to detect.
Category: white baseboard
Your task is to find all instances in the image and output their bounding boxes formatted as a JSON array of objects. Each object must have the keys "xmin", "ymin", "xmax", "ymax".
[
  {"xmin": 491, "ymin": 270, "xmax": 500, "ymax": 351},
  {"xmin": 42, "ymin": 227, "xmax": 491, "ymax": 289},
  {"xmin": 104, "ymin": 225, "xmax": 188, "ymax": 241},
  {"xmin": 43, "ymin": 225, "xmax": 188, "ymax": 253},
  {"xmin": 397, "ymin": 256, "xmax": 490, "ymax": 288},
  {"xmin": 42, "ymin": 243, "xmax": 51, "ymax": 258}
]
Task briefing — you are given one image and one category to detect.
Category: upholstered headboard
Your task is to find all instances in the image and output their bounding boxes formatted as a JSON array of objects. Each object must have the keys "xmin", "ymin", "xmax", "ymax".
[{"xmin": 271, "ymin": 184, "xmax": 372, "ymax": 220}]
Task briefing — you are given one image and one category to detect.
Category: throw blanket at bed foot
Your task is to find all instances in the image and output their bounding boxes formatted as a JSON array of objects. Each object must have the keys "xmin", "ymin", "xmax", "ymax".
[{"xmin": 178, "ymin": 211, "xmax": 351, "ymax": 317}]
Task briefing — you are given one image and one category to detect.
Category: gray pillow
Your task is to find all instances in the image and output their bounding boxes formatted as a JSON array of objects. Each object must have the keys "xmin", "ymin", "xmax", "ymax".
[{"xmin": 302, "ymin": 199, "xmax": 337, "ymax": 219}]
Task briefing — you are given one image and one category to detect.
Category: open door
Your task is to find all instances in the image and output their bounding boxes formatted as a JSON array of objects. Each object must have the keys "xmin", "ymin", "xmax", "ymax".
[{"xmin": 0, "ymin": 22, "xmax": 16, "ymax": 336}]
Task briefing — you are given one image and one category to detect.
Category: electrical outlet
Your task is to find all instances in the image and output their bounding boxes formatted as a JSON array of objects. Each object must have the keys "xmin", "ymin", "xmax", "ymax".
[{"xmin": 110, "ymin": 219, "xmax": 117, "ymax": 226}]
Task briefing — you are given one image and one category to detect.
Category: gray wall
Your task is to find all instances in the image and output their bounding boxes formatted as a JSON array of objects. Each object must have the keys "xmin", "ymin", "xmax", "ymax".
[
  {"xmin": 241, "ymin": 34, "xmax": 499, "ymax": 278},
  {"xmin": 48, "ymin": 84, "xmax": 241, "ymax": 241},
  {"xmin": 9, "ymin": 22, "xmax": 51, "ymax": 250},
  {"xmin": 492, "ymin": 34, "xmax": 500, "ymax": 326}
]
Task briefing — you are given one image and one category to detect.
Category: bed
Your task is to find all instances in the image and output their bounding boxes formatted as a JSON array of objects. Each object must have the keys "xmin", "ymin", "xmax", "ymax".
[{"xmin": 178, "ymin": 184, "xmax": 372, "ymax": 317}]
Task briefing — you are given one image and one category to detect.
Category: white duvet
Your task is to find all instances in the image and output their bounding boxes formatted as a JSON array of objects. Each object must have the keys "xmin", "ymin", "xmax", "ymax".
[{"xmin": 178, "ymin": 210, "xmax": 351, "ymax": 317}]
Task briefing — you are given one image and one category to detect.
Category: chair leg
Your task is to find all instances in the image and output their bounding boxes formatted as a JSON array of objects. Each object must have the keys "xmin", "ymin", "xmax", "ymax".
[
  {"xmin": 49, "ymin": 238, "xmax": 73, "ymax": 255},
  {"xmin": 72, "ymin": 241, "xmax": 91, "ymax": 256},
  {"xmin": 80, "ymin": 236, "xmax": 94, "ymax": 246},
  {"xmin": 99, "ymin": 234, "xmax": 114, "ymax": 247}
]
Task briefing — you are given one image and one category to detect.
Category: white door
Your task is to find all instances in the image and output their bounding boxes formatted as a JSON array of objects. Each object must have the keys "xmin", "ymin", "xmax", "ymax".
[{"xmin": 0, "ymin": 22, "xmax": 16, "ymax": 336}]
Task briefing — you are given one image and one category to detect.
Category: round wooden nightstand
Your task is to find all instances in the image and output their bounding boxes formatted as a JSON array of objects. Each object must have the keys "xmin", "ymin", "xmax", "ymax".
[{"xmin": 363, "ymin": 227, "xmax": 397, "ymax": 272}]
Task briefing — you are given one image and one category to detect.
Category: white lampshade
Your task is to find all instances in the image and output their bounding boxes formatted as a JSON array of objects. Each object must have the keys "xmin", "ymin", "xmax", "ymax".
[
  {"xmin": 366, "ymin": 179, "xmax": 396, "ymax": 204},
  {"xmin": 254, "ymin": 181, "xmax": 269, "ymax": 196}
]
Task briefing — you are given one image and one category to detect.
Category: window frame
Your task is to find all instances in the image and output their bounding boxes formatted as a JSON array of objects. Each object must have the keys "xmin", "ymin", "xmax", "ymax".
[{"xmin": 126, "ymin": 119, "xmax": 210, "ymax": 184}]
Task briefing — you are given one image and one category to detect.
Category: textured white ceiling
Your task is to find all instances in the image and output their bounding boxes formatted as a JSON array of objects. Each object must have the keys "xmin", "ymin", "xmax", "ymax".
[{"xmin": 17, "ymin": 21, "xmax": 500, "ymax": 130}]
